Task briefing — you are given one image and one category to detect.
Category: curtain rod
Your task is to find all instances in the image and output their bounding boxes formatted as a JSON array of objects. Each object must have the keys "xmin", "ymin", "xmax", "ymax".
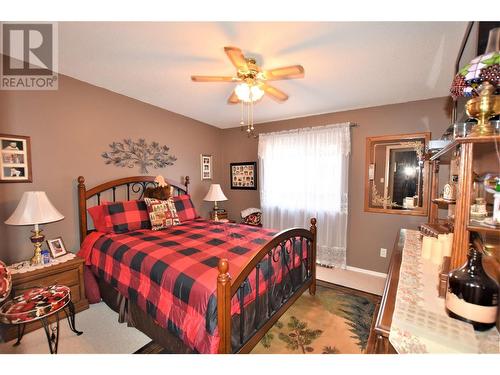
[{"xmin": 258, "ymin": 122, "xmax": 359, "ymax": 136}]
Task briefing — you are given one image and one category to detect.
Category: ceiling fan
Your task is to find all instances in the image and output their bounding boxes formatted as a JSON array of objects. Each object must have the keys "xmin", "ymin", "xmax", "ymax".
[{"xmin": 191, "ymin": 46, "xmax": 305, "ymax": 104}]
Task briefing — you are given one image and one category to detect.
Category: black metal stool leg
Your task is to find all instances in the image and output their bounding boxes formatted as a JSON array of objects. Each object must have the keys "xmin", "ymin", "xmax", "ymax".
[
  {"xmin": 40, "ymin": 313, "xmax": 60, "ymax": 354},
  {"xmin": 13, "ymin": 324, "xmax": 26, "ymax": 347},
  {"xmin": 63, "ymin": 301, "xmax": 83, "ymax": 336}
]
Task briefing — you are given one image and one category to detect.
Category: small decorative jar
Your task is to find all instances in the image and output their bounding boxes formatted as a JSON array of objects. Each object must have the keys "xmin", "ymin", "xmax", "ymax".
[
  {"xmin": 443, "ymin": 183, "xmax": 456, "ymax": 200},
  {"xmin": 445, "ymin": 247, "xmax": 499, "ymax": 331},
  {"xmin": 470, "ymin": 197, "xmax": 488, "ymax": 219},
  {"xmin": 41, "ymin": 249, "xmax": 51, "ymax": 265}
]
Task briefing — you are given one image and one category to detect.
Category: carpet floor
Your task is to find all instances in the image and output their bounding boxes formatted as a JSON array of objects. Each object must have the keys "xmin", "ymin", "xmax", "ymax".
[{"xmin": 135, "ymin": 282, "xmax": 380, "ymax": 354}]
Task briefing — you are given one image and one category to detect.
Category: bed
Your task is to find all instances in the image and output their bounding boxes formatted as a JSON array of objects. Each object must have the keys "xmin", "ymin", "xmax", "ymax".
[{"xmin": 77, "ymin": 175, "xmax": 317, "ymax": 353}]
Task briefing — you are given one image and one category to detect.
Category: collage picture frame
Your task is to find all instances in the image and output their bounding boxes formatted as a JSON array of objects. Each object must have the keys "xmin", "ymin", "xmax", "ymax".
[
  {"xmin": 201, "ymin": 154, "xmax": 212, "ymax": 180},
  {"xmin": 0, "ymin": 134, "xmax": 32, "ymax": 183},
  {"xmin": 230, "ymin": 161, "xmax": 257, "ymax": 190}
]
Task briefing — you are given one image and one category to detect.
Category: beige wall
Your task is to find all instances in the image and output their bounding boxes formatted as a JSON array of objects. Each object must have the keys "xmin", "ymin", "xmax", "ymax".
[
  {"xmin": 219, "ymin": 97, "xmax": 451, "ymax": 273},
  {"xmin": 0, "ymin": 74, "xmax": 223, "ymax": 264}
]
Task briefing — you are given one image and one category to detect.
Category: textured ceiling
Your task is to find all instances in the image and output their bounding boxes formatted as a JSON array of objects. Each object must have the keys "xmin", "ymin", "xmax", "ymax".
[{"xmin": 57, "ymin": 22, "xmax": 467, "ymax": 128}]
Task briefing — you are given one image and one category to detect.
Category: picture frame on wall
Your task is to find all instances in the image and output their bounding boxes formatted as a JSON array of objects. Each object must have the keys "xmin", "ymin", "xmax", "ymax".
[
  {"xmin": 201, "ymin": 154, "xmax": 212, "ymax": 180},
  {"xmin": 47, "ymin": 237, "xmax": 68, "ymax": 258},
  {"xmin": 230, "ymin": 161, "xmax": 257, "ymax": 190},
  {"xmin": 0, "ymin": 134, "xmax": 32, "ymax": 183}
]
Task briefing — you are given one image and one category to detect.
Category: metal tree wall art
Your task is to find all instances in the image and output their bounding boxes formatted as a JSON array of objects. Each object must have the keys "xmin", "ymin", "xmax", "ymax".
[{"xmin": 102, "ymin": 138, "xmax": 177, "ymax": 174}]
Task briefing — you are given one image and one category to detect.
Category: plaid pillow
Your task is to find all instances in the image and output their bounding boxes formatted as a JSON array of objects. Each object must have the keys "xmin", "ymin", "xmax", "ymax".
[
  {"xmin": 144, "ymin": 197, "xmax": 180, "ymax": 230},
  {"xmin": 105, "ymin": 200, "xmax": 151, "ymax": 233},
  {"xmin": 173, "ymin": 194, "xmax": 198, "ymax": 222},
  {"xmin": 88, "ymin": 201, "xmax": 114, "ymax": 233}
]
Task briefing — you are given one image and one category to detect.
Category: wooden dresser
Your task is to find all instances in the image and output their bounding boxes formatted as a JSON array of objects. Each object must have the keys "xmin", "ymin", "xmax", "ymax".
[
  {"xmin": 367, "ymin": 229, "xmax": 405, "ymax": 354},
  {"xmin": 0, "ymin": 255, "xmax": 89, "ymax": 342},
  {"xmin": 367, "ymin": 228, "xmax": 499, "ymax": 354}
]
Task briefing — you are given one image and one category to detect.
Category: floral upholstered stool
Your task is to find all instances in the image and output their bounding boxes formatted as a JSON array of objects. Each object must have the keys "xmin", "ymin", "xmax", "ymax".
[{"xmin": 0, "ymin": 285, "xmax": 83, "ymax": 353}]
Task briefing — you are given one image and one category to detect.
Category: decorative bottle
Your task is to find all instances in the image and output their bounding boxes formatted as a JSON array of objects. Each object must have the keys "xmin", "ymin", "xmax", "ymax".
[{"xmin": 445, "ymin": 247, "xmax": 499, "ymax": 331}]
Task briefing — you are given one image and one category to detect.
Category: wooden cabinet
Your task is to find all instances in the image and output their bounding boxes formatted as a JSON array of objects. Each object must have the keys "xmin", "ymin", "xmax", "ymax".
[
  {"xmin": 425, "ymin": 136, "xmax": 500, "ymax": 277},
  {"xmin": 0, "ymin": 255, "xmax": 89, "ymax": 342}
]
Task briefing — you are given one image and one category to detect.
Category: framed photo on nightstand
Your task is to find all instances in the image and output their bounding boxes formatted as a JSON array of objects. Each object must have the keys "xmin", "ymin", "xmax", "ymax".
[
  {"xmin": 0, "ymin": 134, "xmax": 32, "ymax": 183},
  {"xmin": 47, "ymin": 237, "xmax": 68, "ymax": 258}
]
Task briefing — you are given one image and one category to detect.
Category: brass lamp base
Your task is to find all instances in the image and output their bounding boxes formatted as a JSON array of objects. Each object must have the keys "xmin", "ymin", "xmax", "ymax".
[
  {"xmin": 213, "ymin": 201, "xmax": 219, "ymax": 221},
  {"xmin": 465, "ymin": 82, "xmax": 500, "ymax": 137},
  {"xmin": 30, "ymin": 228, "xmax": 45, "ymax": 265}
]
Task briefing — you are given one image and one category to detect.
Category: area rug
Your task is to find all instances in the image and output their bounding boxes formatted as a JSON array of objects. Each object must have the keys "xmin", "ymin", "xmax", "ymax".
[{"xmin": 134, "ymin": 282, "xmax": 380, "ymax": 354}]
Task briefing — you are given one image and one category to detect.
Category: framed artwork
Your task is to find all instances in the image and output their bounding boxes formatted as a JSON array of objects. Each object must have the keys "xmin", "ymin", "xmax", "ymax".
[
  {"xmin": 201, "ymin": 154, "xmax": 212, "ymax": 180},
  {"xmin": 47, "ymin": 237, "xmax": 68, "ymax": 258},
  {"xmin": 230, "ymin": 162, "xmax": 257, "ymax": 190},
  {"xmin": 0, "ymin": 134, "xmax": 32, "ymax": 183}
]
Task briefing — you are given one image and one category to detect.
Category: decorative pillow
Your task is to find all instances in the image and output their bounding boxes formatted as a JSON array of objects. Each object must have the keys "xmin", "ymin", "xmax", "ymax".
[
  {"xmin": 144, "ymin": 197, "xmax": 180, "ymax": 230},
  {"xmin": 88, "ymin": 202, "xmax": 113, "ymax": 233},
  {"xmin": 173, "ymin": 194, "xmax": 198, "ymax": 222},
  {"xmin": 243, "ymin": 212, "xmax": 262, "ymax": 226},
  {"xmin": 105, "ymin": 200, "xmax": 151, "ymax": 233}
]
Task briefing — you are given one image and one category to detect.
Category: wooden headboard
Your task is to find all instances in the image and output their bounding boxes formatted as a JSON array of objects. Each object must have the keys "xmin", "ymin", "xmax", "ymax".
[{"xmin": 77, "ymin": 175, "xmax": 189, "ymax": 244}]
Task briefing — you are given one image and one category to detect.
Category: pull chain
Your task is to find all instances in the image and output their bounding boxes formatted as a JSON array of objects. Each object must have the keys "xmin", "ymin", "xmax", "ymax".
[{"xmin": 240, "ymin": 100, "xmax": 244, "ymax": 127}]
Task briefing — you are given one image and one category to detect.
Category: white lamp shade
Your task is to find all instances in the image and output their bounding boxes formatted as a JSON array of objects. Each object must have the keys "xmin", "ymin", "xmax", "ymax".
[
  {"xmin": 5, "ymin": 191, "xmax": 64, "ymax": 226},
  {"xmin": 203, "ymin": 184, "xmax": 227, "ymax": 202}
]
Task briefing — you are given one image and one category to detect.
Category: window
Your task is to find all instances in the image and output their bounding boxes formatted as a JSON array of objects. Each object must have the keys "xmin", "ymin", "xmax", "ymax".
[{"xmin": 258, "ymin": 123, "xmax": 351, "ymax": 267}]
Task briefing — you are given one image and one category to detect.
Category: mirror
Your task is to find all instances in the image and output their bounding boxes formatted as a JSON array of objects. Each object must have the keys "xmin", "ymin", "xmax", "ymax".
[{"xmin": 365, "ymin": 133, "xmax": 431, "ymax": 216}]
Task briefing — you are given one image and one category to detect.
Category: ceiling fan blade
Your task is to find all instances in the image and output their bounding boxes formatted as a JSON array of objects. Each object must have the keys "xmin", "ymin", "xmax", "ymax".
[
  {"xmin": 227, "ymin": 90, "xmax": 240, "ymax": 104},
  {"xmin": 263, "ymin": 65, "xmax": 305, "ymax": 80},
  {"xmin": 191, "ymin": 75, "xmax": 235, "ymax": 82},
  {"xmin": 262, "ymin": 83, "xmax": 289, "ymax": 102},
  {"xmin": 224, "ymin": 46, "xmax": 248, "ymax": 71}
]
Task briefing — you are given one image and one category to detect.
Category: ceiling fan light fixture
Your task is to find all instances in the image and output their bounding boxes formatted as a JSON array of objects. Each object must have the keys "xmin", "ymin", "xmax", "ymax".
[{"xmin": 235, "ymin": 83, "xmax": 264, "ymax": 103}]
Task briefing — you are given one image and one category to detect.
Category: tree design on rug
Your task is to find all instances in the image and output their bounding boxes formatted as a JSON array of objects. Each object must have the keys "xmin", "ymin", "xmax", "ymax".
[
  {"xmin": 261, "ymin": 321, "xmax": 283, "ymax": 348},
  {"xmin": 278, "ymin": 316, "xmax": 322, "ymax": 353},
  {"xmin": 318, "ymin": 289, "xmax": 375, "ymax": 351},
  {"xmin": 336, "ymin": 294, "xmax": 375, "ymax": 351},
  {"xmin": 102, "ymin": 138, "xmax": 177, "ymax": 174},
  {"xmin": 322, "ymin": 346, "xmax": 340, "ymax": 354}
]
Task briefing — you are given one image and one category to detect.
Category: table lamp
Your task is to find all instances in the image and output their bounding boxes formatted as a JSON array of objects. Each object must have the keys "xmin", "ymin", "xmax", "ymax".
[
  {"xmin": 203, "ymin": 184, "xmax": 227, "ymax": 221},
  {"xmin": 5, "ymin": 191, "xmax": 64, "ymax": 265},
  {"xmin": 450, "ymin": 27, "xmax": 499, "ymax": 137}
]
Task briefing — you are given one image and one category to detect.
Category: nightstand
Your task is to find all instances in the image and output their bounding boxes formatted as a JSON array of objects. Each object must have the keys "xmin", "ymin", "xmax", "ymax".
[
  {"xmin": 0, "ymin": 254, "xmax": 88, "ymax": 342},
  {"xmin": 210, "ymin": 210, "xmax": 228, "ymax": 221}
]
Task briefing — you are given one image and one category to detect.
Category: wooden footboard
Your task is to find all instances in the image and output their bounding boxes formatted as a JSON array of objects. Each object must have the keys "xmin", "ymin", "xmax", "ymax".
[{"xmin": 217, "ymin": 218, "xmax": 317, "ymax": 353}]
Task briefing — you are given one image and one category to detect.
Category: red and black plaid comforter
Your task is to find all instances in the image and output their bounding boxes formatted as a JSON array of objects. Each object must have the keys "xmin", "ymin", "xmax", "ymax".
[{"xmin": 79, "ymin": 219, "xmax": 308, "ymax": 353}]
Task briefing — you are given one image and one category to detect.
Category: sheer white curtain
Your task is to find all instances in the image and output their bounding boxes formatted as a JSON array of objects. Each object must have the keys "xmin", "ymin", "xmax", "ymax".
[{"xmin": 258, "ymin": 123, "xmax": 351, "ymax": 268}]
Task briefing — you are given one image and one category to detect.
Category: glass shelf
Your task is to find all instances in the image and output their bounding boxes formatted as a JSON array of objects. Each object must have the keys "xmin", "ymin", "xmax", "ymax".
[
  {"xmin": 430, "ymin": 135, "xmax": 500, "ymax": 162},
  {"xmin": 467, "ymin": 220, "xmax": 500, "ymax": 234}
]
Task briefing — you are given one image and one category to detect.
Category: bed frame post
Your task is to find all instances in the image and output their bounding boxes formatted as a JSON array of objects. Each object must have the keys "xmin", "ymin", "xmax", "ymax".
[
  {"xmin": 185, "ymin": 176, "xmax": 190, "ymax": 193},
  {"xmin": 309, "ymin": 218, "xmax": 317, "ymax": 296},
  {"xmin": 78, "ymin": 176, "xmax": 88, "ymax": 245},
  {"xmin": 217, "ymin": 258, "xmax": 231, "ymax": 354}
]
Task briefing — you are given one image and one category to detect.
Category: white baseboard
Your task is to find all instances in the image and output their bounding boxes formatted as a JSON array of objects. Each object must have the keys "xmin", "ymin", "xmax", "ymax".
[{"xmin": 345, "ymin": 266, "xmax": 387, "ymax": 279}]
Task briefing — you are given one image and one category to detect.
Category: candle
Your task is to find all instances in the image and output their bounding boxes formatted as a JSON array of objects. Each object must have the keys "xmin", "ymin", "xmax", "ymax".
[
  {"xmin": 438, "ymin": 234, "xmax": 450, "ymax": 258},
  {"xmin": 421, "ymin": 235, "xmax": 432, "ymax": 260},
  {"xmin": 430, "ymin": 236, "xmax": 443, "ymax": 265}
]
